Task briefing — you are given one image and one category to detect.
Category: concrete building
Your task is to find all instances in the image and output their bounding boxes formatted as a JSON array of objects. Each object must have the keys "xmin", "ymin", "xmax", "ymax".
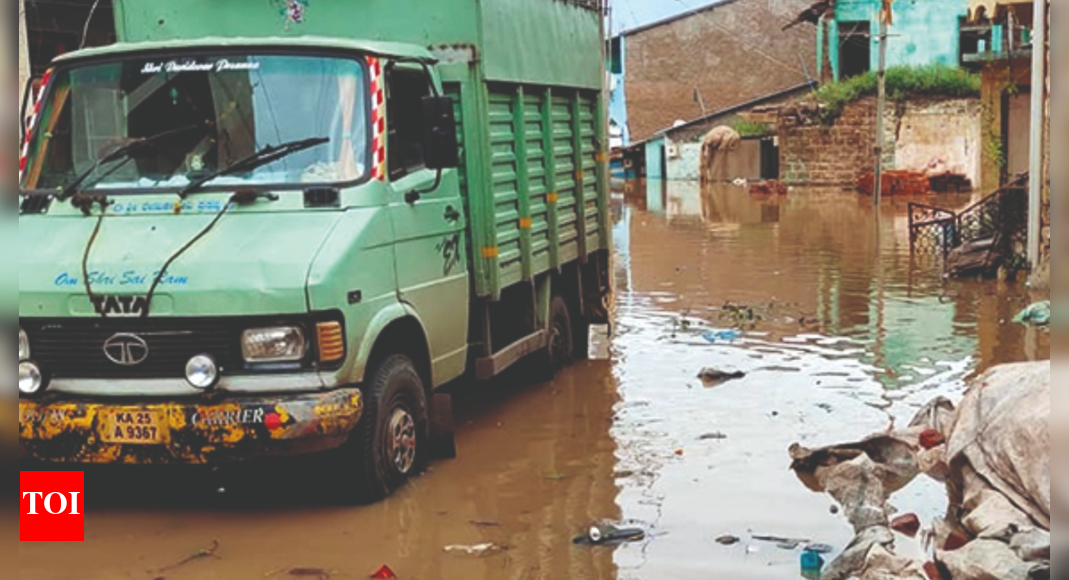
[
  {"xmin": 817, "ymin": 0, "xmax": 972, "ymax": 81},
  {"xmin": 616, "ymin": 0, "xmax": 818, "ymax": 145},
  {"xmin": 964, "ymin": 0, "xmax": 1049, "ymax": 268},
  {"xmin": 19, "ymin": 0, "xmax": 31, "ymax": 112}
]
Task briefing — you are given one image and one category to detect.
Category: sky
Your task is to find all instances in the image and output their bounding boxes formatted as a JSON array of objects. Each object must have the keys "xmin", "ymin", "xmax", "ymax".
[{"xmin": 610, "ymin": 0, "xmax": 719, "ymax": 34}]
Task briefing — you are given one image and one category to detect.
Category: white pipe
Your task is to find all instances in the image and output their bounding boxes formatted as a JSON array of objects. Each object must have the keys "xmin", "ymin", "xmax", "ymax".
[{"xmin": 1027, "ymin": 0, "xmax": 1046, "ymax": 268}]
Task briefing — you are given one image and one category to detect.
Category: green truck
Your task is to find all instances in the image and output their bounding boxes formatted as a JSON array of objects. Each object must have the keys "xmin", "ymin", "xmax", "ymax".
[{"xmin": 18, "ymin": 0, "xmax": 611, "ymax": 502}]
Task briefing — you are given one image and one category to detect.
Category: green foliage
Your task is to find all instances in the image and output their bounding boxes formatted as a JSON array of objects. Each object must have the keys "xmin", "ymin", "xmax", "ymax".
[
  {"xmin": 731, "ymin": 119, "xmax": 772, "ymax": 138},
  {"xmin": 810, "ymin": 65, "xmax": 982, "ymax": 124}
]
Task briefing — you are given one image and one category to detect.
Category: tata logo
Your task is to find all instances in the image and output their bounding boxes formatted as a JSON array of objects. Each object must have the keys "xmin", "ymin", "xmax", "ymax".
[
  {"xmin": 103, "ymin": 334, "xmax": 150, "ymax": 366},
  {"xmin": 91, "ymin": 295, "xmax": 148, "ymax": 317}
]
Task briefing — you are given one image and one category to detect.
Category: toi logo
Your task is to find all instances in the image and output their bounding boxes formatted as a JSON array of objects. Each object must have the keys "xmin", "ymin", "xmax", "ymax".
[{"xmin": 20, "ymin": 471, "xmax": 85, "ymax": 542}]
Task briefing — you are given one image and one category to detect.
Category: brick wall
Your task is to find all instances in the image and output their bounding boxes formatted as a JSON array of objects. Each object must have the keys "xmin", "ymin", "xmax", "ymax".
[
  {"xmin": 779, "ymin": 96, "xmax": 982, "ymax": 186},
  {"xmin": 623, "ymin": 0, "xmax": 817, "ymax": 143},
  {"xmin": 779, "ymin": 98, "xmax": 881, "ymax": 185}
]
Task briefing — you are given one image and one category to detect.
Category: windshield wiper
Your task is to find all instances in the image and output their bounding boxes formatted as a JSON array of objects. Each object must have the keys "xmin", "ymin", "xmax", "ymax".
[
  {"xmin": 178, "ymin": 137, "xmax": 329, "ymax": 199},
  {"xmin": 56, "ymin": 124, "xmax": 203, "ymax": 202}
]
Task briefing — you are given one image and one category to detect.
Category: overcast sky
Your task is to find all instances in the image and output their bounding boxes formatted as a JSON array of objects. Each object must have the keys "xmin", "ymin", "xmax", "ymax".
[{"xmin": 610, "ymin": 0, "xmax": 717, "ymax": 34}]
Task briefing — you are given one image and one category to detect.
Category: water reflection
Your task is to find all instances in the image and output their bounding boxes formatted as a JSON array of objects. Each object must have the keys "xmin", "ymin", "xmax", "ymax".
[{"xmin": 608, "ymin": 179, "xmax": 1047, "ymax": 579}]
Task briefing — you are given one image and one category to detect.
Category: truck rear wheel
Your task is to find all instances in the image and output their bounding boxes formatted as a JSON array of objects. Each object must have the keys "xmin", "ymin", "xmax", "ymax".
[
  {"xmin": 534, "ymin": 296, "xmax": 574, "ymax": 380},
  {"xmin": 333, "ymin": 355, "xmax": 429, "ymax": 504}
]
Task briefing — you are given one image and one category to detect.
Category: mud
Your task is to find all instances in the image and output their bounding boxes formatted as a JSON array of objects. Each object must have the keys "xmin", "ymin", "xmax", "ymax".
[{"xmin": 19, "ymin": 181, "xmax": 1048, "ymax": 579}]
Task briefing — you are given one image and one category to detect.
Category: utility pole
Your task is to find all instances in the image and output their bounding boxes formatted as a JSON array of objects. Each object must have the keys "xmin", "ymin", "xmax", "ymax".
[
  {"xmin": 873, "ymin": 1, "xmax": 891, "ymax": 207},
  {"xmin": 1027, "ymin": 0, "xmax": 1046, "ymax": 269}
]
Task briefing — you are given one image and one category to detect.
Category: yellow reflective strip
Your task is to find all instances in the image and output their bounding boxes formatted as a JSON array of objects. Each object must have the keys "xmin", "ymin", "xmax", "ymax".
[
  {"xmin": 547, "ymin": 192, "xmax": 559, "ymax": 203},
  {"xmin": 596, "ymin": 152, "xmax": 608, "ymax": 163},
  {"xmin": 482, "ymin": 247, "xmax": 500, "ymax": 259},
  {"xmin": 519, "ymin": 218, "xmax": 533, "ymax": 230}
]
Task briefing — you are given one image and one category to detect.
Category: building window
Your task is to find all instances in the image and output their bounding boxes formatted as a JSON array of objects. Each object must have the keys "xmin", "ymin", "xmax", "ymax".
[
  {"xmin": 386, "ymin": 66, "xmax": 432, "ymax": 180},
  {"xmin": 839, "ymin": 21, "xmax": 872, "ymax": 79},
  {"xmin": 610, "ymin": 37, "xmax": 624, "ymax": 75}
]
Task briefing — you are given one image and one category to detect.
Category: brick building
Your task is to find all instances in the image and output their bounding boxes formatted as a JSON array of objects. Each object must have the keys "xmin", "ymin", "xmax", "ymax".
[
  {"xmin": 618, "ymin": 0, "xmax": 817, "ymax": 144},
  {"xmin": 819, "ymin": 0, "xmax": 971, "ymax": 81}
]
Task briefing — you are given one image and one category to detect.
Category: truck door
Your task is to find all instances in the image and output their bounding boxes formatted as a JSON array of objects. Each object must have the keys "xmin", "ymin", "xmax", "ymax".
[{"xmin": 385, "ymin": 64, "xmax": 469, "ymax": 387}]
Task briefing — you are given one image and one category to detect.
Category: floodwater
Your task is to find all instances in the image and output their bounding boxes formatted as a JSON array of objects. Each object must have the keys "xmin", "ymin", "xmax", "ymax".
[{"xmin": 19, "ymin": 180, "xmax": 1048, "ymax": 580}]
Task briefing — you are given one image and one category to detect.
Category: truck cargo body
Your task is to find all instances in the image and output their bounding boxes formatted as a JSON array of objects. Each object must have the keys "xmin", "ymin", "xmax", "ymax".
[{"xmin": 18, "ymin": 0, "xmax": 610, "ymax": 500}]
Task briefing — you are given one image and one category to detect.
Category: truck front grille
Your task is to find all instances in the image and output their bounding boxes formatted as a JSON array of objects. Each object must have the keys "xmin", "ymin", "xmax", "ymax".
[{"xmin": 22, "ymin": 319, "xmax": 241, "ymax": 379}]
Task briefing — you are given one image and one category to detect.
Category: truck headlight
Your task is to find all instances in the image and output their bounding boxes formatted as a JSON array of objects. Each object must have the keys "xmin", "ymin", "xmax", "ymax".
[
  {"xmin": 241, "ymin": 327, "xmax": 307, "ymax": 363},
  {"xmin": 19, "ymin": 328, "xmax": 30, "ymax": 361}
]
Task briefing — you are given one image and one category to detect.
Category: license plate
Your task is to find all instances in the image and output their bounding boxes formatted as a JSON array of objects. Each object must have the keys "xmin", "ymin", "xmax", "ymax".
[{"xmin": 101, "ymin": 410, "xmax": 166, "ymax": 445}]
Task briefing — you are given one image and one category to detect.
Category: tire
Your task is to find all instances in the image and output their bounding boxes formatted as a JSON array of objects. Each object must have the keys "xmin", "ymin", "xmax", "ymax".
[
  {"xmin": 331, "ymin": 355, "xmax": 429, "ymax": 504},
  {"xmin": 534, "ymin": 296, "xmax": 575, "ymax": 380}
]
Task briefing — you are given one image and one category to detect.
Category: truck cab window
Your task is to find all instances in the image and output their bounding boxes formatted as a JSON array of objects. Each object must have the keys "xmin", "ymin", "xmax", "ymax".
[{"xmin": 386, "ymin": 67, "xmax": 432, "ymax": 180}]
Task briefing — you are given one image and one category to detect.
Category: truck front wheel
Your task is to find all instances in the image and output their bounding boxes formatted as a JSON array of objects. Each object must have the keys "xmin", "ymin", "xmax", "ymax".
[{"xmin": 333, "ymin": 355, "xmax": 429, "ymax": 504}]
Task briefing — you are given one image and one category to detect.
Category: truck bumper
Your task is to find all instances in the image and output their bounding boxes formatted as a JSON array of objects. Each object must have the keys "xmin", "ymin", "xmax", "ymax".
[{"xmin": 18, "ymin": 389, "xmax": 363, "ymax": 465}]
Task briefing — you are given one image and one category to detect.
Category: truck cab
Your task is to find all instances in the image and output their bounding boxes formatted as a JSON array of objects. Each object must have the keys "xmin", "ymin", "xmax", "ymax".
[{"xmin": 19, "ymin": 1, "xmax": 611, "ymax": 503}]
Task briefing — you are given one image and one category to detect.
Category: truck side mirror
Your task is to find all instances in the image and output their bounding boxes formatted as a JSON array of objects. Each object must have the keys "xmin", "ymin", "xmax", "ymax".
[{"xmin": 421, "ymin": 95, "xmax": 460, "ymax": 170}]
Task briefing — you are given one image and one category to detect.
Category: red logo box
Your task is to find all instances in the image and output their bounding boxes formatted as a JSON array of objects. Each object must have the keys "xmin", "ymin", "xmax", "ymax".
[{"xmin": 20, "ymin": 471, "xmax": 85, "ymax": 542}]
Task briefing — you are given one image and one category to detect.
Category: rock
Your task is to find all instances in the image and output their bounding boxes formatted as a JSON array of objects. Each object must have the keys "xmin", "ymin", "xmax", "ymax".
[
  {"xmin": 698, "ymin": 368, "xmax": 746, "ymax": 384},
  {"xmin": 891, "ymin": 513, "xmax": 921, "ymax": 538},
  {"xmin": 716, "ymin": 535, "xmax": 741, "ymax": 546},
  {"xmin": 919, "ymin": 429, "xmax": 945, "ymax": 450},
  {"xmin": 923, "ymin": 561, "xmax": 949, "ymax": 580}
]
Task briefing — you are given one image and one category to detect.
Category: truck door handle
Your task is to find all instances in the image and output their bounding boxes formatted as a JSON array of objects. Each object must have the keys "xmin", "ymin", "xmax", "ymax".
[{"xmin": 444, "ymin": 206, "xmax": 461, "ymax": 223}]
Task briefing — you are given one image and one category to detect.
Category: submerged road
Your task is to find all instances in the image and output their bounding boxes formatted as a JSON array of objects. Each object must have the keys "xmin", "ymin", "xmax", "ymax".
[{"xmin": 19, "ymin": 182, "xmax": 1048, "ymax": 579}]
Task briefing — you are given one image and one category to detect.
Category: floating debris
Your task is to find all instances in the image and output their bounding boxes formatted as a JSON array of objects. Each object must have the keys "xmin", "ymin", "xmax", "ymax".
[
  {"xmin": 574, "ymin": 523, "xmax": 647, "ymax": 546},
  {"xmin": 443, "ymin": 543, "xmax": 507, "ymax": 558}
]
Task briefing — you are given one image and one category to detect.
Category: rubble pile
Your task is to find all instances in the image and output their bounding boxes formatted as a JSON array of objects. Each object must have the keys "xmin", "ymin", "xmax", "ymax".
[
  {"xmin": 789, "ymin": 361, "xmax": 1050, "ymax": 580},
  {"xmin": 856, "ymin": 171, "xmax": 931, "ymax": 197}
]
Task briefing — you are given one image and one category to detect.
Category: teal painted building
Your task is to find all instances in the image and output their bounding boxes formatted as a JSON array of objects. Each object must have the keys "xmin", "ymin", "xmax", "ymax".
[{"xmin": 819, "ymin": 0, "xmax": 971, "ymax": 80}]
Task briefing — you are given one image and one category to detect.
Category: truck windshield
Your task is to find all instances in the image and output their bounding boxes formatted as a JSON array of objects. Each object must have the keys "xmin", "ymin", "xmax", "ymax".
[{"xmin": 21, "ymin": 54, "xmax": 369, "ymax": 193}]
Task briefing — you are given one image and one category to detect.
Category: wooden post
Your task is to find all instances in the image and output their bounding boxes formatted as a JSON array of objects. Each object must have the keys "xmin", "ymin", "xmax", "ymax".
[{"xmin": 1027, "ymin": 0, "xmax": 1047, "ymax": 269}]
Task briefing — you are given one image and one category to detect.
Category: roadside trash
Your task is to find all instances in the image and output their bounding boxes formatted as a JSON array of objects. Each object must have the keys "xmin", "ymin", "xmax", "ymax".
[
  {"xmin": 698, "ymin": 432, "xmax": 728, "ymax": 441},
  {"xmin": 752, "ymin": 534, "xmax": 810, "ymax": 551},
  {"xmin": 891, "ymin": 513, "xmax": 922, "ymax": 538},
  {"xmin": 287, "ymin": 569, "xmax": 332, "ymax": 579},
  {"xmin": 732, "ymin": 178, "xmax": 748, "ymax": 187},
  {"xmin": 369, "ymin": 565, "xmax": 397, "ymax": 579},
  {"xmin": 701, "ymin": 328, "xmax": 743, "ymax": 343},
  {"xmin": 804, "ymin": 543, "xmax": 835, "ymax": 555},
  {"xmin": 673, "ymin": 448, "xmax": 685, "ymax": 456},
  {"xmin": 716, "ymin": 535, "xmax": 740, "ymax": 546},
  {"xmin": 573, "ymin": 523, "xmax": 646, "ymax": 546},
  {"xmin": 443, "ymin": 543, "xmax": 507, "ymax": 558},
  {"xmin": 1013, "ymin": 301, "xmax": 1050, "ymax": 327},
  {"xmin": 697, "ymin": 367, "xmax": 746, "ymax": 385},
  {"xmin": 801, "ymin": 550, "xmax": 825, "ymax": 576},
  {"xmin": 788, "ymin": 361, "xmax": 1050, "ymax": 580}
]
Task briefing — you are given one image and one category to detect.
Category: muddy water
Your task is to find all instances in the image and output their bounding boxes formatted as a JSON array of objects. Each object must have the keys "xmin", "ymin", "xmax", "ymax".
[{"xmin": 19, "ymin": 181, "xmax": 1048, "ymax": 580}]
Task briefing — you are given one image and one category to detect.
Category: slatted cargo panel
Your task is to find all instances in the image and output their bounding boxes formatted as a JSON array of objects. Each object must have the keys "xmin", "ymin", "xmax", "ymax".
[{"xmin": 454, "ymin": 84, "xmax": 606, "ymax": 297}]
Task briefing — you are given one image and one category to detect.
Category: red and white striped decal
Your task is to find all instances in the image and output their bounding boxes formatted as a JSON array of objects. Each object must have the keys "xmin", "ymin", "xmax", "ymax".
[
  {"xmin": 367, "ymin": 57, "xmax": 387, "ymax": 181},
  {"xmin": 19, "ymin": 69, "xmax": 54, "ymax": 183}
]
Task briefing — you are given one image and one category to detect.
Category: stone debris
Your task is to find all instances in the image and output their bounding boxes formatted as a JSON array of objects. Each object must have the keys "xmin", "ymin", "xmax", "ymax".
[{"xmin": 788, "ymin": 361, "xmax": 1050, "ymax": 580}]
